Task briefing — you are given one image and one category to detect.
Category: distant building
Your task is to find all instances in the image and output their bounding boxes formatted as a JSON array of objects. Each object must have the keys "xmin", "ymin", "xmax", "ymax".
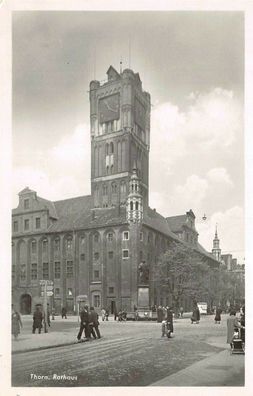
[{"xmin": 12, "ymin": 66, "xmax": 220, "ymax": 315}]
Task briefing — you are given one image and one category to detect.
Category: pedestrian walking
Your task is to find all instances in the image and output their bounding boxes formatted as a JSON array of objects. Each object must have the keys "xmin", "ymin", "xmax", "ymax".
[
  {"xmin": 180, "ymin": 306, "xmax": 184, "ymax": 318},
  {"xmin": 46, "ymin": 303, "xmax": 51, "ymax": 327},
  {"xmin": 157, "ymin": 306, "xmax": 164, "ymax": 323},
  {"xmin": 89, "ymin": 307, "xmax": 101, "ymax": 339},
  {"xmin": 32, "ymin": 305, "xmax": 43, "ymax": 334},
  {"xmin": 227, "ymin": 310, "xmax": 243, "ymax": 348},
  {"xmin": 61, "ymin": 307, "xmax": 67, "ymax": 319},
  {"xmin": 105, "ymin": 307, "xmax": 109, "ymax": 321},
  {"xmin": 162, "ymin": 307, "xmax": 174, "ymax": 337},
  {"xmin": 240, "ymin": 306, "xmax": 245, "ymax": 344},
  {"xmin": 114, "ymin": 306, "xmax": 118, "ymax": 321},
  {"xmin": 191, "ymin": 303, "xmax": 200, "ymax": 324},
  {"xmin": 77, "ymin": 305, "xmax": 91, "ymax": 341},
  {"xmin": 214, "ymin": 305, "xmax": 222, "ymax": 324},
  {"xmin": 101, "ymin": 308, "xmax": 106, "ymax": 321},
  {"xmin": 12, "ymin": 304, "xmax": 22, "ymax": 340}
]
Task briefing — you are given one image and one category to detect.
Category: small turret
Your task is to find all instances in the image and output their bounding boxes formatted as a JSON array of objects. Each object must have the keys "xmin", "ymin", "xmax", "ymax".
[{"xmin": 126, "ymin": 165, "xmax": 143, "ymax": 223}]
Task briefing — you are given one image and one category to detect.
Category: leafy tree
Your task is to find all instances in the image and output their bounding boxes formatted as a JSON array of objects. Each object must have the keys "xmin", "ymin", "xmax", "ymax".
[{"xmin": 154, "ymin": 241, "xmax": 210, "ymax": 314}]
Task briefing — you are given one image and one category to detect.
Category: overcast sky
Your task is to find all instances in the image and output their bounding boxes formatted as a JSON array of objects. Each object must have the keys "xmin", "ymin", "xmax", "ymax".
[{"xmin": 12, "ymin": 11, "xmax": 244, "ymax": 261}]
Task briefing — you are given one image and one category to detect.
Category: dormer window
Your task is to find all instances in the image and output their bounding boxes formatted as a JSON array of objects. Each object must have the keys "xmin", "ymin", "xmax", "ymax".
[{"xmin": 24, "ymin": 199, "xmax": 29, "ymax": 209}]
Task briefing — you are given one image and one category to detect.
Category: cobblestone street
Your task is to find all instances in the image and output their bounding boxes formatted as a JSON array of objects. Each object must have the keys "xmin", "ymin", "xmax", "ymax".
[{"xmin": 12, "ymin": 314, "xmax": 244, "ymax": 387}]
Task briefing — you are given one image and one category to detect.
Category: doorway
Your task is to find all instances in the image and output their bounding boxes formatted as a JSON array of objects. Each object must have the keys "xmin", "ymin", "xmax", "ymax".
[
  {"xmin": 20, "ymin": 294, "xmax": 32, "ymax": 314},
  {"xmin": 111, "ymin": 300, "xmax": 116, "ymax": 314}
]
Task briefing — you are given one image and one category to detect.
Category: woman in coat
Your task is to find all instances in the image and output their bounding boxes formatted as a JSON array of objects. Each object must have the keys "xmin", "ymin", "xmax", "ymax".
[
  {"xmin": 12, "ymin": 305, "xmax": 22, "ymax": 339},
  {"xmin": 227, "ymin": 310, "xmax": 243, "ymax": 347},
  {"xmin": 215, "ymin": 306, "xmax": 222, "ymax": 324}
]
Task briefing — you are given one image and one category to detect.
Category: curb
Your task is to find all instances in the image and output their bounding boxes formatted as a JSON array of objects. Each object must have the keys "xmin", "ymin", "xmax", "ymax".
[{"xmin": 12, "ymin": 337, "xmax": 102, "ymax": 355}]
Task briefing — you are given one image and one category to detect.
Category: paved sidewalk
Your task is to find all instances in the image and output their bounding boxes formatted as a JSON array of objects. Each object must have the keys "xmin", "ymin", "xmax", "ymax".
[
  {"xmin": 151, "ymin": 346, "xmax": 245, "ymax": 386},
  {"xmin": 12, "ymin": 330, "xmax": 79, "ymax": 354}
]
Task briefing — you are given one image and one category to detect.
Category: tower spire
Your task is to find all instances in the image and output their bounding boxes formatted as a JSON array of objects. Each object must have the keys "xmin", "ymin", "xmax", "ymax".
[{"xmin": 212, "ymin": 224, "xmax": 221, "ymax": 262}]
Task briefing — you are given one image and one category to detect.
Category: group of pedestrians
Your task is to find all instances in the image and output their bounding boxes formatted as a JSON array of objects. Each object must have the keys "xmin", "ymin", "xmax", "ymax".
[{"xmin": 77, "ymin": 305, "xmax": 101, "ymax": 342}]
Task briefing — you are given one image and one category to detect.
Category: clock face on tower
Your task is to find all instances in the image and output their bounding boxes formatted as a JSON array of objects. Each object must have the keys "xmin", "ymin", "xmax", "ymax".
[{"xmin": 99, "ymin": 94, "xmax": 120, "ymax": 123}]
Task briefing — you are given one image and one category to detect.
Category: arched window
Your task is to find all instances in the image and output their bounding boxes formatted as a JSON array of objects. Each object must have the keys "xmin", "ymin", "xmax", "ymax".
[
  {"xmin": 106, "ymin": 166, "xmax": 109, "ymax": 175},
  {"xmin": 112, "ymin": 183, "xmax": 117, "ymax": 194},
  {"xmin": 94, "ymin": 234, "xmax": 99, "ymax": 243},
  {"xmin": 130, "ymin": 201, "xmax": 133, "ymax": 211},
  {"xmin": 111, "ymin": 165, "xmax": 114, "ymax": 174},
  {"xmin": 31, "ymin": 240, "xmax": 37, "ymax": 254},
  {"xmin": 136, "ymin": 202, "xmax": 139, "ymax": 210},
  {"xmin": 106, "ymin": 143, "xmax": 109, "ymax": 155},
  {"xmin": 103, "ymin": 184, "xmax": 108, "ymax": 196},
  {"xmin": 110, "ymin": 142, "xmax": 114, "ymax": 154}
]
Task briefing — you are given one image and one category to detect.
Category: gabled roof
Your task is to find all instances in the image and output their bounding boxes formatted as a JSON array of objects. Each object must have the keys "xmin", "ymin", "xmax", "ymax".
[
  {"xmin": 13, "ymin": 192, "xmax": 58, "ymax": 219},
  {"xmin": 143, "ymin": 208, "xmax": 180, "ymax": 240},
  {"xmin": 18, "ymin": 187, "xmax": 35, "ymax": 195},
  {"xmin": 166, "ymin": 215, "xmax": 188, "ymax": 233},
  {"xmin": 106, "ymin": 65, "xmax": 120, "ymax": 80}
]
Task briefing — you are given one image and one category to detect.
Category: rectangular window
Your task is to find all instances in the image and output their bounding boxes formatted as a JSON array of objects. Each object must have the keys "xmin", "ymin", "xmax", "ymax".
[
  {"xmin": 140, "ymin": 232, "xmax": 143, "ymax": 241},
  {"xmin": 109, "ymin": 287, "xmax": 114, "ymax": 294},
  {"xmin": 123, "ymin": 231, "xmax": 129, "ymax": 240},
  {"xmin": 66, "ymin": 261, "xmax": 73, "ymax": 278},
  {"xmin": 67, "ymin": 288, "xmax": 73, "ymax": 296},
  {"xmin": 24, "ymin": 199, "xmax": 29, "ymax": 209},
  {"xmin": 94, "ymin": 294, "xmax": 100, "ymax": 308},
  {"xmin": 24, "ymin": 219, "xmax": 29, "ymax": 230},
  {"xmin": 122, "ymin": 249, "xmax": 129, "ymax": 259},
  {"xmin": 108, "ymin": 251, "xmax": 113, "ymax": 259},
  {"xmin": 54, "ymin": 262, "xmax": 61, "ymax": 279},
  {"xmin": 94, "ymin": 270, "xmax": 99, "ymax": 279},
  {"xmin": 94, "ymin": 252, "xmax": 99, "ymax": 261},
  {"xmin": 35, "ymin": 217, "xmax": 41, "ymax": 229},
  {"xmin": 13, "ymin": 221, "xmax": 18, "ymax": 232},
  {"xmin": 80, "ymin": 236, "xmax": 85, "ymax": 245},
  {"xmin": 55, "ymin": 287, "xmax": 60, "ymax": 297},
  {"xmin": 31, "ymin": 263, "xmax": 38, "ymax": 280},
  {"xmin": 80, "ymin": 253, "xmax": 85, "ymax": 261},
  {"xmin": 42, "ymin": 262, "xmax": 49, "ymax": 279}
]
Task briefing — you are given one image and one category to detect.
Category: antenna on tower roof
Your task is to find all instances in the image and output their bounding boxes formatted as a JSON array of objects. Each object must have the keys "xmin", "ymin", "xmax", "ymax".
[
  {"xmin": 128, "ymin": 35, "xmax": 131, "ymax": 69},
  {"xmin": 94, "ymin": 45, "xmax": 96, "ymax": 80},
  {"xmin": 120, "ymin": 57, "xmax": 123, "ymax": 73}
]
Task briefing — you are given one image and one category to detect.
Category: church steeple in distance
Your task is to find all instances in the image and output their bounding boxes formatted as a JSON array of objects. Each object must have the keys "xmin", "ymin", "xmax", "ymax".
[{"xmin": 212, "ymin": 224, "xmax": 221, "ymax": 262}]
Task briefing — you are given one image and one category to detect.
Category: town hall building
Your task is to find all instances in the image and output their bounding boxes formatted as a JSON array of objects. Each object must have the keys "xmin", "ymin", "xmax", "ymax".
[{"xmin": 12, "ymin": 66, "xmax": 220, "ymax": 315}]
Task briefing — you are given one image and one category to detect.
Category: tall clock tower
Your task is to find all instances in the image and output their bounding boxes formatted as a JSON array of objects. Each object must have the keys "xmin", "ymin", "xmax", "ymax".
[{"xmin": 89, "ymin": 66, "xmax": 151, "ymax": 209}]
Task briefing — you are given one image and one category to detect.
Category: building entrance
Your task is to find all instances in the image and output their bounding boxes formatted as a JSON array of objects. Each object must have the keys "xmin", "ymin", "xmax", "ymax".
[{"xmin": 20, "ymin": 294, "xmax": 32, "ymax": 314}]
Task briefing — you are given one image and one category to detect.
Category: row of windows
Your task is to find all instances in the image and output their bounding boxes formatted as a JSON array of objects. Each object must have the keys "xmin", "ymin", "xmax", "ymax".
[
  {"xmin": 17, "ymin": 261, "xmax": 74, "ymax": 281},
  {"xmin": 13, "ymin": 217, "xmax": 41, "ymax": 232},
  {"xmin": 14, "ymin": 249, "xmax": 130, "ymax": 282}
]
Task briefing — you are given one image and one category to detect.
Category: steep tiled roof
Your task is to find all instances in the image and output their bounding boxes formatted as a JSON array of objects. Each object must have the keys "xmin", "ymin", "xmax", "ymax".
[
  {"xmin": 143, "ymin": 208, "xmax": 179, "ymax": 240},
  {"xmin": 144, "ymin": 208, "xmax": 218, "ymax": 264},
  {"xmin": 48, "ymin": 196, "xmax": 127, "ymax": 232},
  {"xmin": 166, "ymin": 215, "xmax": 188, "ymax": 232}
]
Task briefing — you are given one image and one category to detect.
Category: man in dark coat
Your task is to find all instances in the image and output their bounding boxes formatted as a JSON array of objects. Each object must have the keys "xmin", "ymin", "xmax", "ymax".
[
  {"xmin": 61, "ymin": 307, "xmax": 67, "ymax": 319},
  {"xmin": 214, "ymin": 306, "xmax": 222, "ymax": 324},
  {"xmin": 89, "ymin": 307, "xmax": 101, "ymax": 339},
  {"xmin": 32, "ymin": 306, "xmax": 43, "ymax": 334},
  {"xmin": 77, "ymin": 305, "xmax": 90, "ymax": 341}
]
